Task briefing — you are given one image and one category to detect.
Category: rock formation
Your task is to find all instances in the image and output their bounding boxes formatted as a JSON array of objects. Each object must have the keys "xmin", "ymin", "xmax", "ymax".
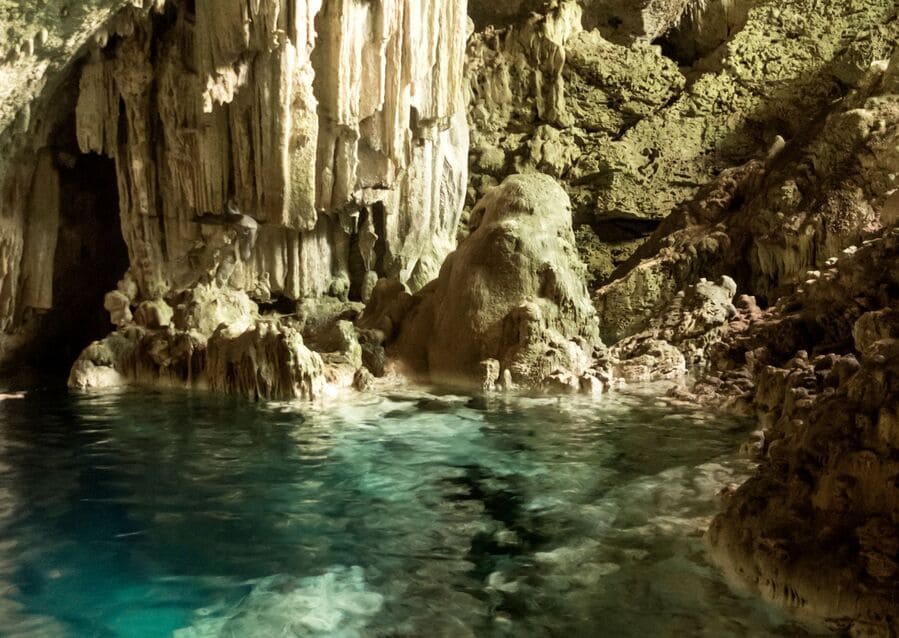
[
  {"xmin": 595, "ymin": 48, "xmax": 899, "ymax": 344},
  {"xmin": 609, "ymin": 276, "xmax": 736, "ymax": 382},
  {"xmin": 696, "ymin": 232, "xmax": 899, "ymax": 635},
  {"xmin": 468, "ymin": 0, "xmax": 702, "ymax": 42},
  {"xmin": 68, "ymin": 281, "xmax": 330, "ymax": 401},
  {"xmin": 362, "ymin": 174, "xmax": 604, "ymax": 392},
  {"xmin": 596, "ymin": 40, "xmax": 899, "ymax": 634},
  {"xmin": 466, "ymin": 0, "xmax": 898, "ymax": 285},
  {"xmin": 0, "ymin": 0, "xmax": 469, "ymax": 396},
  {"xmin": 69, "ymin": 0, "xmax": 469, "ymax": 300},
  {"xmin": 1, "ymin": 0, "xmax": 899, "ymax": 629}
]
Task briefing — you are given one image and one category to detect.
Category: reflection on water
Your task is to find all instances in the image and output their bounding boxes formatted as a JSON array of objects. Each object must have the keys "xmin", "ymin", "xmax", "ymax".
[{"xmin": 0, "ymin": 387, "xmax": 820, "ymax": 637}]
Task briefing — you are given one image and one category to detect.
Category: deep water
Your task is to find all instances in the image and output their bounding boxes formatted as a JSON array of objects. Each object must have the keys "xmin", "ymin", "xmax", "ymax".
[{"xmin": 0, "ymin": 386, "xmax": 822, "ymax": 637}]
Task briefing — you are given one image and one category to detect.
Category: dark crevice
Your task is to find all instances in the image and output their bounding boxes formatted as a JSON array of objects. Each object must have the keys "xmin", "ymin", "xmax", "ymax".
[
  {"xmin": 258, "ymin": 296, "xmax": 298, "ymax": 316},
  {"xmin": 26, "ymin": 112, "xmax": 128, "ymax": 375}
]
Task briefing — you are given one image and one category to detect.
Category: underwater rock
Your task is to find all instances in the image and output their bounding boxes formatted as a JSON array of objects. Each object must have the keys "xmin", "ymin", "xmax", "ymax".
[
  {"xmin": 379, "ymin": 174, "xmax": 602, "ymax": 390},
  {"xmin": 174, "ymin": 567, "xmax": 383, "ymax": 637}
]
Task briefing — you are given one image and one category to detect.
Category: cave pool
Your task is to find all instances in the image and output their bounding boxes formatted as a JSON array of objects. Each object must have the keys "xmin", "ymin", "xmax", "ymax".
[{"xmin": 0, "ymin": 386, "xmax": 825, "ymax": 637}]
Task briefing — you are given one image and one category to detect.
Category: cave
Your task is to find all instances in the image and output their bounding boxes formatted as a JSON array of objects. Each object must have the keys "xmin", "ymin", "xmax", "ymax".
[
  {"xmin": 0, "ymin": 0, "xmax": 897, "ymax": 636},
  {"xmin": 25, "ymin": 116, "xmax": 129, "ymax": 376}
]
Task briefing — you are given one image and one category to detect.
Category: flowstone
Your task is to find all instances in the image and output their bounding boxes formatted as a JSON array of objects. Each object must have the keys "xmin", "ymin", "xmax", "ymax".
[{"xmin": 364, "ymin": 174, "xmax": 604, "ymax": 391}]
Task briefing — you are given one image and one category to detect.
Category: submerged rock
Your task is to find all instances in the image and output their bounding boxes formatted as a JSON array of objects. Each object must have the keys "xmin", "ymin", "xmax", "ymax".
[
  {"xmin": 174, "ymin": 567, "xmax": 383, "ymax": 638},
  {"xmin": 371, "ymin": 174, "xmax": 602, "ymax": 390}
]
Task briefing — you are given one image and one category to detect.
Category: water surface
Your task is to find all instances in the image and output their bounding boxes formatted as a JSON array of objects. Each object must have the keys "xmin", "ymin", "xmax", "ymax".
[{"xmin": 0, "ymin": 386, "xmax": 819, "ymax": 637}]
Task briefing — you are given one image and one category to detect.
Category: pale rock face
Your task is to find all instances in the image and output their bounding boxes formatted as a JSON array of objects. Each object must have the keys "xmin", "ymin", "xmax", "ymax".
[
  {"xmin": 69, "ymin": 282, "xmax": 331, "ymax": 401},
  {"xmin": 376, "ymin": 174, "xmax": 602, "ymax": 390},
  {"xmin": 71, "ymin": 0, "xmax": 468, "ymax": 299},
  {"xmin": 0, "ymin": 0, "xmax": 469, "ymax": 370}
]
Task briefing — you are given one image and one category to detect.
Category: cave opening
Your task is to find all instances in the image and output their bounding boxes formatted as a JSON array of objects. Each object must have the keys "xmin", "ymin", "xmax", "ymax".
[{"xmin": 26, "ymin": 111, "xmax": 129, "ymax": 377}]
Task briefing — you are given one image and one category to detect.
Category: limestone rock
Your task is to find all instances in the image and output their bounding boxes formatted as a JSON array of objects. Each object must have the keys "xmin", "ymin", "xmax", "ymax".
[
  {"xmin": 134, "ymin": 299, "xmax": 174, "ymax": 329},
  {"xmin": 68, "ymin": 358, "xmax": 127, "ymax": 390},
  {"xmin": 469, "ymin": 0, "xmax": 699, "ymax": 42},
  {"xmin": 172, "ymin": 284, "xmax": 257, "ymax": 336},
  {"xmin": 384, "ymin": 174, "xmax": 601, "ymax": 389},
  {"xmin": 688, "ymin": 230, "xmax": 899, "ymax": 634},
  {"xmin": 1, "ymin": 0, "xmax": 470, "ymax": 371},
  {"xmin": 596, "ymin": 52, "xmax": 899, "ymax": 342},
  {"xmin": 613, "ymin": 339, "xmax": 686, "ymax": 383},
  {"xmin": 853, "ymin": 309, "xmax": 899, "ymax": 358},
  {"xmin": 104, "ymin": 290, "xmax": 132, "ymax": 327},
  {"xmin": 69, "ymin": 281, "xmax": 350, "ymax": 401},
  {"xmin": 467, "ymin": 0, "xmax": 899, "ymax": 287},
  {"xmin": 206, "ymin": 321, "xmax": 324, "ymax": 401},
  {"xmin": 607, "ymin": 275, "xmax": 736, "ymax": 381}
]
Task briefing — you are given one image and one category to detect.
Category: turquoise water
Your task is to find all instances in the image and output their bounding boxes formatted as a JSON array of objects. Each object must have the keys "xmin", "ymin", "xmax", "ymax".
[{"xmin": 0, "ymin": 386, "xmax": 818, "ymax": 637}]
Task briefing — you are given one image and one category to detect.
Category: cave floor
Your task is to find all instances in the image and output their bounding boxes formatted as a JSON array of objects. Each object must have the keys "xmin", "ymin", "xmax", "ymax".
[{"xmin": 0, "ymin": 386, "xmax": 825, "ymax": 637}]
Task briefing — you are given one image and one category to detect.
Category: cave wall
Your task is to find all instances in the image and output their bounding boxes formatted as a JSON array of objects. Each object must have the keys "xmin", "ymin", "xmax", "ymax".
[
  {"xmin": 467, "ymin": 0, "xmax": 694, "ymax": 42},
  {"xmin": 465, "ymin": 0, "xmax": 899, "ymax": 285},
  {"xmin": 74, "ymin": 0, "xmax": 469, "ymax": 300},
  {"xmin": 0, "ymin": 0, "xmax": 469, "ymax": 367}
]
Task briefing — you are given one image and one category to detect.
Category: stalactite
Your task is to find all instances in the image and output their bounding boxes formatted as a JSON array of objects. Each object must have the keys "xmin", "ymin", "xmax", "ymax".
[{"xmin": 62, "ymin": 0, "xmax": 469, "ymax": 307}]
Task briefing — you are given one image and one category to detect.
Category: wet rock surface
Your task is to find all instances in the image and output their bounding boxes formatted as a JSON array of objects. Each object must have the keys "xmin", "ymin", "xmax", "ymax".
[{"xmin": 590, "ymin": 41, "xmax": 899, "ymax": 632}]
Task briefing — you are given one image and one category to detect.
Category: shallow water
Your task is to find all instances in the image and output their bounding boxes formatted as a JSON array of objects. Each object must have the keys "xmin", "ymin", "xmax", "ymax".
[{"xmin": 0, "ymin": 386, "xmax": 820, "ymax": 637}]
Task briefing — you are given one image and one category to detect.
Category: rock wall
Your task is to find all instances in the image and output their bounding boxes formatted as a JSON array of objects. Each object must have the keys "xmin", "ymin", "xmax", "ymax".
[
  {"xmin": 600, "ymin": 48, "xmax": 899, "ymax": 632},
  {"xmin": 595, "ymin": 50, "xmax": 899, "ymax": 343},
  {"xmin": 468, "ymin": 0, "xmax": 696, "ymax": 42},
  {"xmin": 466, "ymin": 0, "xmax": 898, "ymax": 285},
  {"xmin": 0, "ymin": 0, "xmax": 469, "ymax": 369},
  {"xmin": 694, "ymin": 232, "xmax": 899, "ymax": 635}
]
